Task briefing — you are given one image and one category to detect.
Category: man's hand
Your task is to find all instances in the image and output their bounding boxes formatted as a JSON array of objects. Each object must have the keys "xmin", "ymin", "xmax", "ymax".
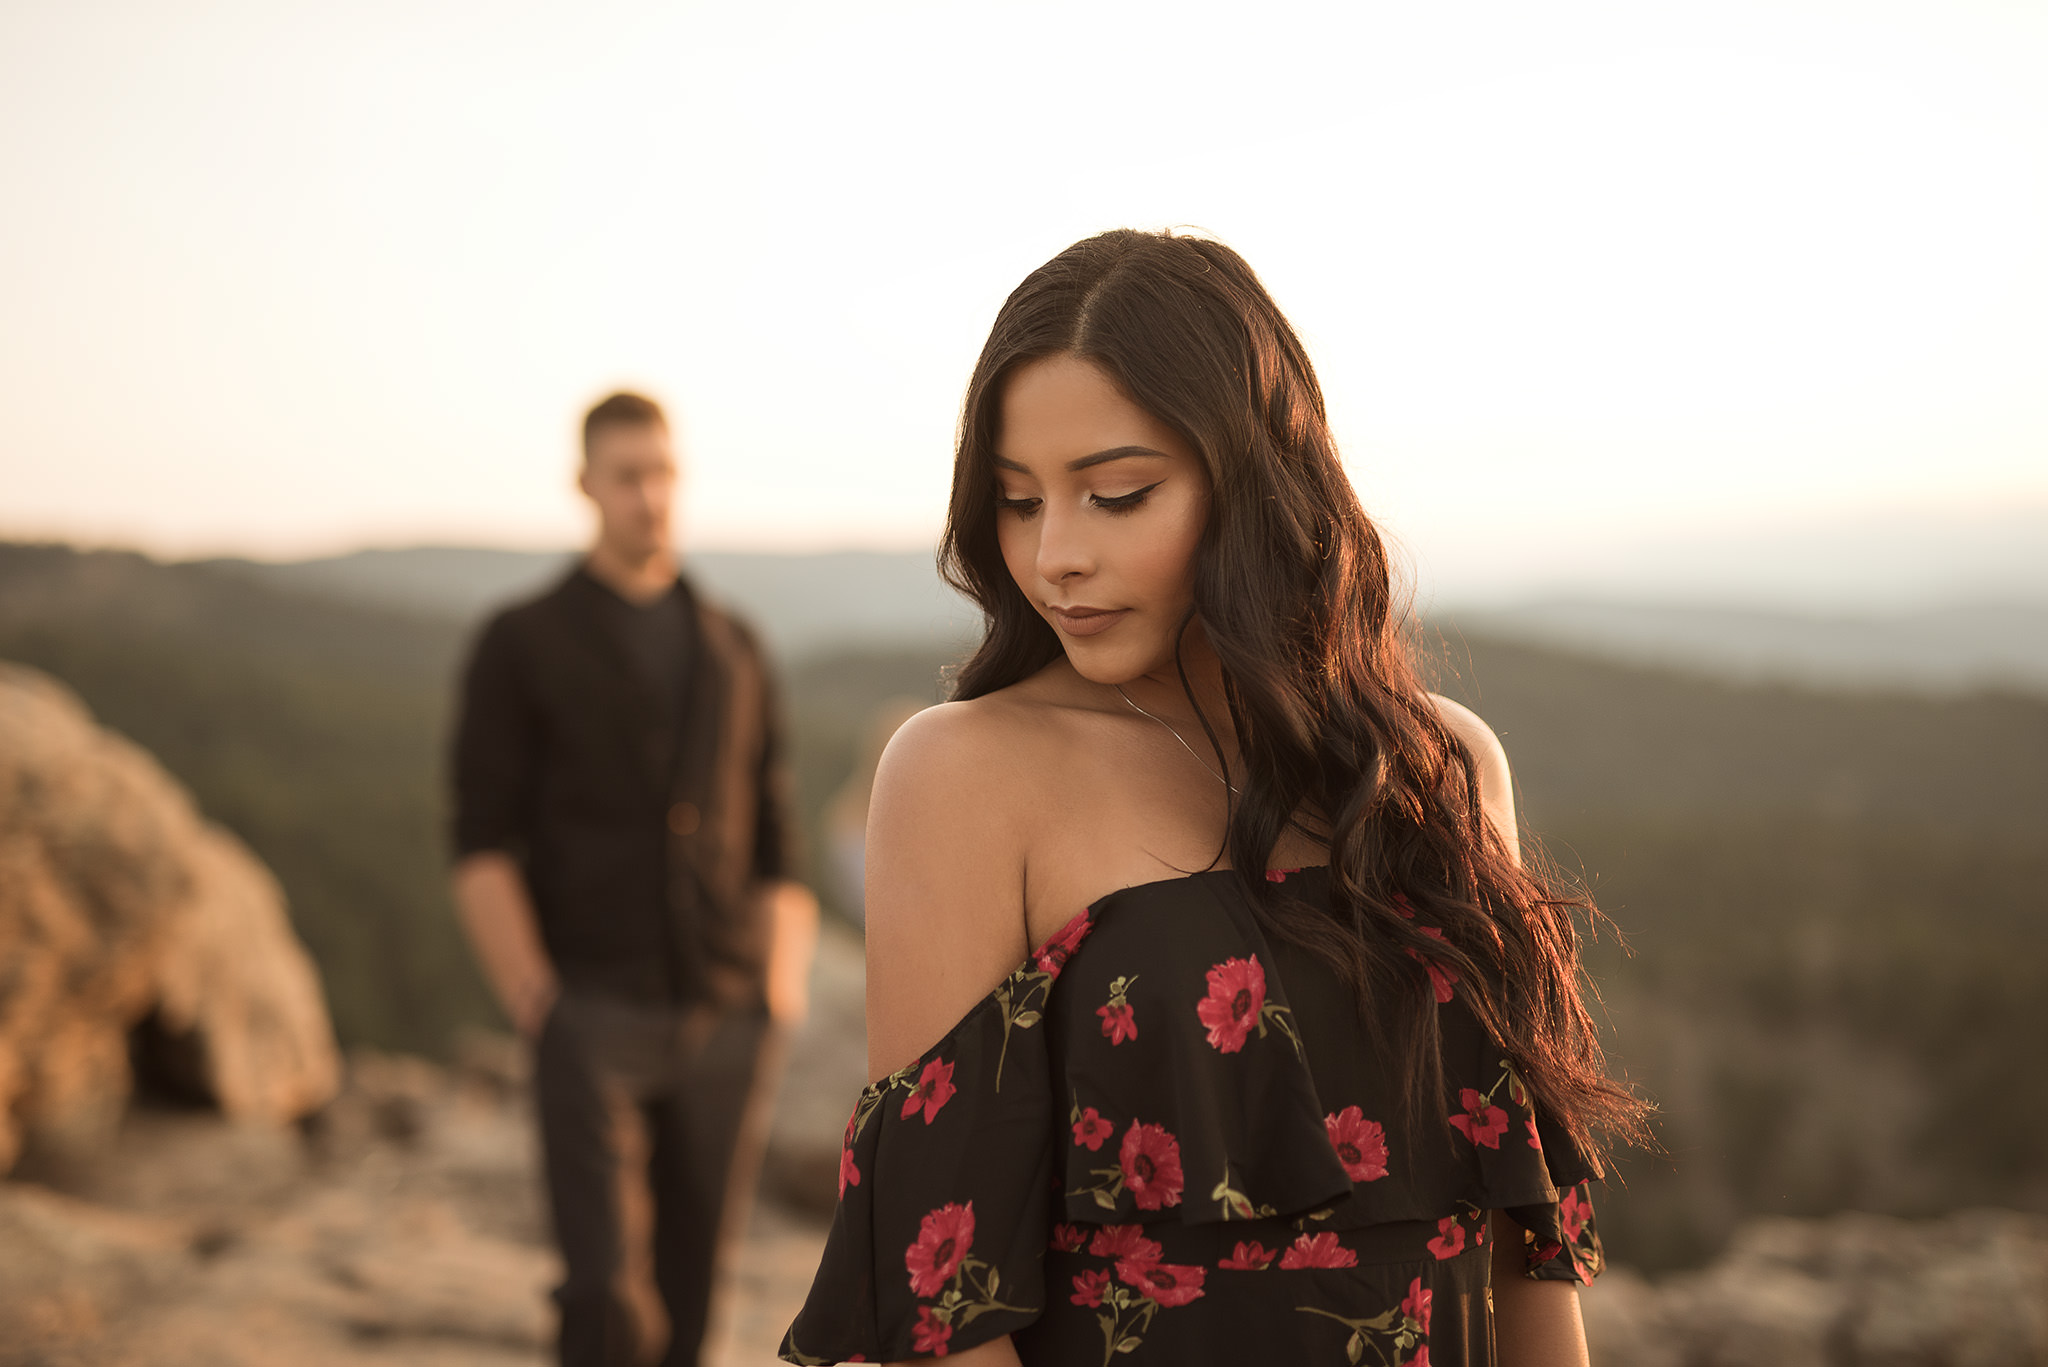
[
  {"xmin": 759, "ymin": 880, "xmax": 820, "ymax": 1026},
  {"xmin": 452, "ymin": 852, "xmax": 561, "ymax": 1041}
]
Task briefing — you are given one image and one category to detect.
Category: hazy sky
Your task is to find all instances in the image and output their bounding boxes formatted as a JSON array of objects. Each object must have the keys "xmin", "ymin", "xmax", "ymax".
[{"xmin": 2, "ymin": 0, "xmax": 2044, "ymax": 606}]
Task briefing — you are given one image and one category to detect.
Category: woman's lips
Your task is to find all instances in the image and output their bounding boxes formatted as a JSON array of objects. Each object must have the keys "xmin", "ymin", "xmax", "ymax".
[{"xmin": 1049, "ymin": 606, "xmax": 1130, "ymax": 638}]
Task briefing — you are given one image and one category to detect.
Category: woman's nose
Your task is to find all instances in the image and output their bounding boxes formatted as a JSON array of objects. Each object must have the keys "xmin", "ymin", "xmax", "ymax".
[{"xmin": 1034, "ymin": 503, "xmax": 1095, "ymax": 583}]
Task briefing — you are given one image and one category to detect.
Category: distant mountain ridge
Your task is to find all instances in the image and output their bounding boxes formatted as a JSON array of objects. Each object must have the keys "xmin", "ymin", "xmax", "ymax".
[
  {"xmin": 203, "ymin": 543, "xmax": 2048, "ymax": 695},
  {"xmin": 1448, "ymin": 598, "xmax": 2048, "ymax": 697},
  {"xmin": 198, "ymin": 546, "xmax": 981, "ymax": 660}
]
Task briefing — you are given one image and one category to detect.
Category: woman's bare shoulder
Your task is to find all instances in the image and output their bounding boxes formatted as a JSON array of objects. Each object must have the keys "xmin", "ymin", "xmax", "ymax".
[
  {"xmin": 1424, "ymin": 692, "xmax": 1519, "ymax": 858},
  {"xmin": 1425, "ymin": 692, "xmax": 1508, "ymax": 768},
  {"xmin": 861, "ymin": 678, "xmax": 1079, "ymax": 1080},
  {"xmin": 873, "ymin": 663, "xmax": 1092, "ymax": 798}
]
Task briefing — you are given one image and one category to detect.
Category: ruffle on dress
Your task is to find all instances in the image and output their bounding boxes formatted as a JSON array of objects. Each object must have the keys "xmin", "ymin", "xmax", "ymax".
[{"xmin": 781, "ymin": 866, "xmax": 1603, "ymax": 1366}]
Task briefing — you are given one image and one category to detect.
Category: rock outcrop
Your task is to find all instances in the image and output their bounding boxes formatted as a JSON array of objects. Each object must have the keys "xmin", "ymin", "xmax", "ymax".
[{"xmin": 0, "ymin": 662, "xmax": 340, "ymax": 1170}]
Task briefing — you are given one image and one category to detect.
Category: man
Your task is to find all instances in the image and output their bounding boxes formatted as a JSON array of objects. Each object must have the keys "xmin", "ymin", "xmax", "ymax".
[{"xmin": 450, "ymin": 391, "xmax": 818, "ymax": 1367}]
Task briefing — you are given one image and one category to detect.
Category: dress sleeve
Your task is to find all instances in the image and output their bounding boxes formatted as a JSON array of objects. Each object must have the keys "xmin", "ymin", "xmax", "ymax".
[
  {"xmin": 1501, "ymin": 1104, "xmax": 1604, "ymax": 1283},
  {"xmin": 1503, "ymin": 1178, "xmax": 1602, "ymax": 1283},
  {"xmin": 781, "ymin": 914, "xmax": 1091, "ymax": 1364}
]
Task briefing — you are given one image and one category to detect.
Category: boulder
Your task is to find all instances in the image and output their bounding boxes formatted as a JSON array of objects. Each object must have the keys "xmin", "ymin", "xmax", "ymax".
[{"xmin": 0, "ymin": 662, "xmax": 339, "ymax": 1170}]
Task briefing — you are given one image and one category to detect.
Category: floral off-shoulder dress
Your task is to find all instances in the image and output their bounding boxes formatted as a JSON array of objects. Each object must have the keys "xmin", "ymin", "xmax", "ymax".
[{"xmin": 782, "ymin": 866, "xmax": 1603, "ymax": 1366}]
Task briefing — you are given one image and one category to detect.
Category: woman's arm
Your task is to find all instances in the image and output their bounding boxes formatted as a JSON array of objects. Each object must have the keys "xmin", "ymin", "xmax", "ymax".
[
  {"xmin": 1450, "ymin": 704, "xmax": 1588, "ymax": 1362},
  {"xmin": 862, "ymin": 702, "xmax": 1034, "ymax": 1367},
  {"xmin": 1490, "ymin": 1211, "xmax": 1590, "ymax": 1367},
  {"xmin": 863, "ymin": 701, "xmax": 1037, "ymax": 1081}
]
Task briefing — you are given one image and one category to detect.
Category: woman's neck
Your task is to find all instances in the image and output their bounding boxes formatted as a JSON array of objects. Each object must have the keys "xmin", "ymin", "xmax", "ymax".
[{"xmin": 1125, "ymin": 621, "xmax": 1232, "ymax": 734}]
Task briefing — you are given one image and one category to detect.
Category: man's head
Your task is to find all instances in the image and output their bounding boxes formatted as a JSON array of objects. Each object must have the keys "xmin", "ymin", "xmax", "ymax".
[{"xmin": 578, "ymin": 391, "xmax": 678, "ymax": 564}]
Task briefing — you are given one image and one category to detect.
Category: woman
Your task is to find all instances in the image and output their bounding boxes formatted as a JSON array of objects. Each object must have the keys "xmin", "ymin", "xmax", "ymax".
[{"xmin": 783, "ymin": 230, "xmax": 1648, "ymax": 1366}]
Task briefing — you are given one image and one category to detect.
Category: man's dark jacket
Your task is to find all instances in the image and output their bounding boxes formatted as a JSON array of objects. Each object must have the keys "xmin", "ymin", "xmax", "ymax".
[{"xmin": 451, "ymin": 567, "xmax": 793, "ymax": 1009}]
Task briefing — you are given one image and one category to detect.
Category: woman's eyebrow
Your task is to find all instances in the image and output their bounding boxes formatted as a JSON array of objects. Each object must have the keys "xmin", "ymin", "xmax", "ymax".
[
  {"xmin": 991, "ymin": 445, "xmax": 1171, "ymax": 474},
  {"xmin": 1069, "ymin": 445, "xmax": 1170, "ymax": 472}
]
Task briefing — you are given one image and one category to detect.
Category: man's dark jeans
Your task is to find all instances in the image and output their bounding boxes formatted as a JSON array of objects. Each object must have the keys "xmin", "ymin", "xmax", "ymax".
[{"xmin": 534, "ymin": 990, "xmax": 771, "ymax": 1367}]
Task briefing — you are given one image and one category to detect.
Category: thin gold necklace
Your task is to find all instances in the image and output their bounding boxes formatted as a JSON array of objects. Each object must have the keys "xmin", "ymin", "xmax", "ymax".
[{"xmin": 1114, "ymin": 683, "xmax": 1239, "ymax": 795}]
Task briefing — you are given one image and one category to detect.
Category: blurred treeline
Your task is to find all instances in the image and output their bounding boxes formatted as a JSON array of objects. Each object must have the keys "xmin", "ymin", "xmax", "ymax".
[{"xmin": 1, "ymin": 541, "xmax": 2041, "ymax": 1272}]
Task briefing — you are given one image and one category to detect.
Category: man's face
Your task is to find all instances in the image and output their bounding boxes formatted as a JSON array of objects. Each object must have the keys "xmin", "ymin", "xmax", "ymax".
[{"xmin": 579, "ymin": 421, "xmax": 678, "ymax": 561}]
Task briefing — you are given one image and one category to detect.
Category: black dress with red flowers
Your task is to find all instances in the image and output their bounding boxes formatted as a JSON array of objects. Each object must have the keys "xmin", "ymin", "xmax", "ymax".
[{"xmin": 781, "ymin": 866, "xmax": 1603, "ymax": 1366}]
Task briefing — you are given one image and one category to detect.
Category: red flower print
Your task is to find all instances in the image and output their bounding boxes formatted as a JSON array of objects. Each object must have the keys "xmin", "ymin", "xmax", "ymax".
[
  {"xmin": 1427, "ymin": 1215, "xmax": 1466, "ymax": 1261},
  {"xmin": 1089, "ymin": 1224, "xmax": 1162, "ymax": 1263},
  {"xmin": 1196, "ymin": 956, "xmax": 1267, "ymax": 1053},
  {"xmin": 910, "ymin": 1306, "xmax": 952, "ymax": 1357},
  {"xmin": 901, "ymin": 1057, "xmax": 957, "ymax": 1125},
  {"xmin": 904, "ymin": 1201, "xmax": 975, "ymax": 1297},
  {"xmin": 1392, "ymin": 914, "xmax": 1457, "ymax": 1002},
  {"xmin": 1265, "ymin": 867, "xmax": 1300, "ymax": 882},
  {"xmin": 1118, "ymin": 1121, "xmax": 1186, "ymax": 1211},
  {"xmin": 1324, "ymin": 1106, "xmax": 1391, "ymax": 1183},
  {"xmin": 1049, "ymin": 1223, "xmax": 1087, "ymax": 1253},
  {"xmin": 1525, "ymin": 1116, "xmax": 1543, "ymax": 1150},
  {"xmin": 1405, "ymin": 948, "xmax": 1459, "ymax": 1004},
  {"xmin": 1122, "ymin": 1260, "xmax": 1207, "ymax": 1308},
  {"xmin": 1401, "ymin": 1275, "xmax": 1432, "ymax": 1333},
  {"xmin": 1097, "ymin": 1001, "xmax": 1138, "ymax": 1045},
  {"xmin": 1070, "ymin": 1268, "xmax": 1111, "ymax": 1307},
  {"xmin": 1072, "ymin": 1106, "xmax": 1113, "ymax": 1151},
  {"xmin": 1408, "ymin": 1349, "xmax": 1430, "ymax": 1367},
  {"xmin": 1218, "ymin": 1241, "xmax": 1277, "ymax": 1270},
  {"xmin": 1032, "ymin": 910, "xmax": 1093, "ymax": 978},
  {"xmin": 838, "ymin": 1112, "xmax": 861, "ymax": 1198},
  {"xmin": 1279, "ymin": 1232, "xmax": 1358, "ymax": 1269},
  {"xmin": 1559, "ymin": 1185, "xmax": 1590, "ymax": 1243},
  {"xmin": 1448, "ymin": 1088, "xmax": 1509, "ymax": 1148}
]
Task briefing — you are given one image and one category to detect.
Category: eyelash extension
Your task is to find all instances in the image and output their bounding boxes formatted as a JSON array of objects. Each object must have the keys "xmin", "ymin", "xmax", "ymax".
[
  {"xmin": 1093, "ymin": 480, "xmax": 1164, "ymax": 514},
  {"xmin": 994, "ymin": 479, "xmax": 1165, "ymax": 519}
]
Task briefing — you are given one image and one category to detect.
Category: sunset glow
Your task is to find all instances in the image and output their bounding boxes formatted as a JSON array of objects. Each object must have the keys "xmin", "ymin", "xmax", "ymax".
[{"xmin": 2, "ymin": 0, "xmax": 2042, "ymax": 606}]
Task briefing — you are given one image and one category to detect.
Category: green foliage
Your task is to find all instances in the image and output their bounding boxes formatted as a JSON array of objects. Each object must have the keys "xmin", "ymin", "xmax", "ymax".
[{"xmin": 1426, "ymin": 629, "xmax": 2048, "ymax": 1269}]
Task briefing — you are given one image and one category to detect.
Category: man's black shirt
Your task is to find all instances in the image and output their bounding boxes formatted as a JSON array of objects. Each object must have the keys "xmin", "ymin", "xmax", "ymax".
[
  {"xmin": 588, "ymin": 578, "xmax": 692, "ymax": 779},
  {"xmin": 451, "ymin": 566, "xmax": 792, "ymax": 1006}
]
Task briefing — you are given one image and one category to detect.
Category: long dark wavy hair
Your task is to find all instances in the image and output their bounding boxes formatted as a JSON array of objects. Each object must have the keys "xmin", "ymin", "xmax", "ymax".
[{"xmin": 939, "ymin": 228, "xmax": 1650, "ymax": 1164}]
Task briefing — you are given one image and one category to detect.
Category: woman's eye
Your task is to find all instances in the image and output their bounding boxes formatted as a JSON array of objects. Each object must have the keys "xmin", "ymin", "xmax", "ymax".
[
  {"xmin": 996, "ymin": 495, "xmax": 1042, "ymax": 519},
  {"xmin": 1092, "ymin": 480, "xmax": 1164, "ymax": 514}
]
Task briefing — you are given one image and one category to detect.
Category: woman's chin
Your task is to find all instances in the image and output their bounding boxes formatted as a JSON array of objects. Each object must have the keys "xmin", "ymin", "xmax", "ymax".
[{"xmin": 1060, "ymin": 638, "xmax": 1174, "ymax": 688}]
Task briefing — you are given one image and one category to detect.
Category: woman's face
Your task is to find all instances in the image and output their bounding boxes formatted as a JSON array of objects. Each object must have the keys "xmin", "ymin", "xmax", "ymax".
[{"xmin": 993, "ymin": 354, "xmax": 1212, "ymax": 684}]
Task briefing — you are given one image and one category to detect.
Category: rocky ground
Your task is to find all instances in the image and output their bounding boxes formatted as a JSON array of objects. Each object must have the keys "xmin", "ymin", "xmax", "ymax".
[{"xmin": 0, "ymin": 921, "xmax": 870, "ymax": 1367}]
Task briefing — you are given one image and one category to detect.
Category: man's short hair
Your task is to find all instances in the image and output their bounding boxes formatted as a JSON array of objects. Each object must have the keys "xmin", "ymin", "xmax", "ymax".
[{"xmin": 582, "ymin": 391, "xmax": 668, "ymax": 462}]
